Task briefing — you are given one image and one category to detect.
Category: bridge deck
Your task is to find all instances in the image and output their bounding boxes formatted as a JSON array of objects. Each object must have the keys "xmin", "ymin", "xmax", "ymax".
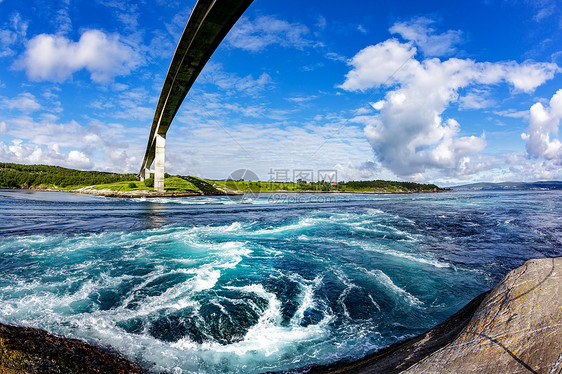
[{"xmin": 138, "ymin": 0, "xmax": 253, "ymax": 186}]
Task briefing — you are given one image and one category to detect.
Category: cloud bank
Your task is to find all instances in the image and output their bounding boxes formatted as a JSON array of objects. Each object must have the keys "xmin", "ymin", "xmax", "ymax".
[
  {"xmin": 389, "ymin": 17, "xmax": 462, "ymax": 57},
  {"xmin": 226, "ymin": 16, "xmax": 311, "ymax": 52},
  {"xmin": 17, "ymin": 30, "xmax": 141, "ymax": 83},
  {"xmin": 0, "ymin": 13, "xmax": 28, "ymax": 58},
  {"xmin": 340, "ymin": 34, "xmax": 559, "ymax": 178},
  {"xmin": 522, "ymin": 89, "xmax": 562, "ymax": 161}
]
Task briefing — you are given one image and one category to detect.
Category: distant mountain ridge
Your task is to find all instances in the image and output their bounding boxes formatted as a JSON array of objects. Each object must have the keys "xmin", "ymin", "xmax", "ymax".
[{"xmin": 451, "ymin": 181, "xmax": 562, "ymax": 190}]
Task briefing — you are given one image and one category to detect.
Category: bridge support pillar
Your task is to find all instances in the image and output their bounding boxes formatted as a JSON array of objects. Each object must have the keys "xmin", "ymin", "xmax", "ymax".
[
  {"xmin": 140, "ymin": 167, "xmax": 150, "ymax": 182},
  {"xmin": 154, "ymin": 133, "xmax": 166, "ymax": 192}
]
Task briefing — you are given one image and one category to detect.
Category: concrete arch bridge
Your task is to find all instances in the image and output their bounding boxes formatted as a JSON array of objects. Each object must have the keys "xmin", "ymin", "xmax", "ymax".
[{"xmin": 138, "ymin": 0, "xmax": 253, "ymax": 192}]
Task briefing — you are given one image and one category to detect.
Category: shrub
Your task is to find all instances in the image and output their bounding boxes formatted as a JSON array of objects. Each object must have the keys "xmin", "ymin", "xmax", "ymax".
[
  {"xmin": 128, "ymin": 182, "xmax": 137, "ymax": 189},
  {"xmin": 144, "ymin": 178, "xmax": 154, "ymax": 187}
]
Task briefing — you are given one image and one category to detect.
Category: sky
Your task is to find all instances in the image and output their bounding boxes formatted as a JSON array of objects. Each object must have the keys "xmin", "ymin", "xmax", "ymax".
[{"xmin": 0, "ymin": 0, "xmax": 561, "ymax": 185}]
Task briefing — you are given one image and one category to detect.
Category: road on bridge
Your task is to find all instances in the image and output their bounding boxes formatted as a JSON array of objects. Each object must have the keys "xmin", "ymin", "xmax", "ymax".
[{"xmin": 138, "ymin": 0, "xmax": 254, "ymax": 192}]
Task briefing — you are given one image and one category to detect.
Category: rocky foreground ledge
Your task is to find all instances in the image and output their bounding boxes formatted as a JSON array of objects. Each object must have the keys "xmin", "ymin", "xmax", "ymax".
[
  {"xmin": 0, "ymin": 323, "xmax": 143, "ymax": 374},
  {"xmin": 403, "ymin": 256, "xmax": 562, "ymax": 374},
  {"xmin": 304, "ymin": 256, "xmax": 562, "ymax": 374},
  {"xmin": 1, "ymin": 257, "xmax": 561, "ymax": 373}
]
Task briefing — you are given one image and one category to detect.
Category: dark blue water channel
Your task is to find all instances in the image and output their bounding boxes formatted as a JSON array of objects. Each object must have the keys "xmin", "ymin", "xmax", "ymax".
[{"xmin": 0, "ymin": 190, "xmax": 561, "ymax": 373}]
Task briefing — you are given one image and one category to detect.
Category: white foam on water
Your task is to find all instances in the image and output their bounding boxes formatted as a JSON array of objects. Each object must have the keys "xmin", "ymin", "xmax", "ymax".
[
  {"xmin": 0, "ymin": 206, "xmax": 446, "ymax": 373},
  {"xmin": 356, "ymin": 240, "xmax": 451, "ymax": 268},
  {"xmin": 308, "ymin": 235, "xmax": 450, "ymax": 269},
  {"xmin": 250, "ymin": 211, "xmax": 378, "ymax": 237},
  {"xmin": 129, "ymin": 196, "xmax": 240, "ymax": 206},
  {"xmin": 368, "ymin": 270, "xmax": 423, "ymax": 307},
  {"xmin": 1, "ymin": 228, "xmax": 252, "ymax": 309},
  {"xmin": 172, "ymin": 258, "xmax": 198, "ymax": 265},
  {"xmin": 373, "ymin": 223, "xmax": 420, "ymax": 241},
  {"xmin": 212, "ymin": 241, "xmax": 252, "ymax": 258},
  {"xmin": 349, "ymin": 224, "xmax": 418, "ymax": 241},
  {"xmin": 290, "ymin": 275, "xmax": 322, "ymax": 326},
  {"xmin": 253, "ymin": 211, "xmax": 376, "ymax": 236},
  {"xmin": 332, "ymin": 269, "xmax": 363, "ymax": 319},
  {"xmin": 170, "ymin": 282, "xmax": 332, "ymax": 367},
  {"xmin": 365, "ymin": 208, "xmax": 385, "ymax": 216},
  {"xmin": 0, "ymin": 275, "xmax": 100, "ymax": 321},
  {"xmin": 250, "ymin": 217, "xmax": 322, "ymax": 235},
  {"xmin": 368, "ymin": 294, "xmax": 381, "ymax": 311},
  {"xmin": 183, "ymin": 221, "xmax": 249, "ymax": 239},
  {"xmin": 118, "ymin": 266, "xmax": 220, "ymax": 319},
  {"xmin": 191, "ymin": 267, "xmax": 222, "ymax": 293},
  {"xmin": 221, "ymin": 221, "xmax": 245, "ymax": 232}
]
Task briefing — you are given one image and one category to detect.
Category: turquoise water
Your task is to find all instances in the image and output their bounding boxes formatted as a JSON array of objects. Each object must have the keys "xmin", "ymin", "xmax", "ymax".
[{"xmin": 0, "ymin": 190, "xmax": 561, "ymax": 373}]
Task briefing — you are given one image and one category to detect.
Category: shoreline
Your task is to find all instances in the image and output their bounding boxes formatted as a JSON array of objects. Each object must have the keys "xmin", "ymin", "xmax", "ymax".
[
  {"xmin": 70, "ymin": 189, "xmax": 448, "ymax": 198},
  {"xmin": 3, "ymin": 187, "xmax": 448, "ymax": 198},
  {"xmin": 69, "ymin": 188, "xmax": 210, "ymax": 198},
  {"xmin": 286, "ymin": 257, "xmax": 562, "ymax": 374},
  {"xmin": 1, "ymin": 187, "xmax": 240, "ymax": 198}
]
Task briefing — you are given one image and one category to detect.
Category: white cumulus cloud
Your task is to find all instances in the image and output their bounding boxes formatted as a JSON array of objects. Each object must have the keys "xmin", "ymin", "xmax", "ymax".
[
  {"xmin": 501, "ymin": 61, "xmax": 560, "ymax": 93},
  {"xmin": 226, "ymin": 16, "xmax": 311, "ymax": 52},
  {"xmin": 389, "ymin": 17, "xmax": 462, "ymax": 57},
  {"xmin": 67, "ymin": 150, "xmax": 93, "ymax": 169},
  {"xmin": 2, "ymin": 93, "xmax": 41, "ymax": 112},
  {"xmin": 0, "ymin": 121, "xmax": 7, "ymax": 135},
  {"xmin": 521, "ymin": 89, "xmax": 562, "ymax": 161},
  {"xmin": 459, "ymin": 90, "xmax": 493, "ymax": 110},
  {"xmin": 334, "ymin": 160, "xmax": 383, "ymax": 181},
  {"xmin": 1, "ymin": 114, "xmax": 146, "ymax": 173},
  {"xmin": 339, "ymin": 39, "xmax": 417, "ymax": 92},
  {"xmin": 17, "ymin": 29, "xmax": 142, "ymax": 83},
  {"xmin": 0, "ymin": 140, "xmax": 93, "ymax": 170},
  {"xmin": 340, "ymin": 36, "xmax": 559, "ymax": 177}
]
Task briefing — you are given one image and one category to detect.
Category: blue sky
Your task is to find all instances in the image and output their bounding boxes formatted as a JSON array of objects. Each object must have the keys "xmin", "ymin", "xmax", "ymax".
[{"xmin": 1, "ymin": 0, "xmax": 561, "ymax": 184}]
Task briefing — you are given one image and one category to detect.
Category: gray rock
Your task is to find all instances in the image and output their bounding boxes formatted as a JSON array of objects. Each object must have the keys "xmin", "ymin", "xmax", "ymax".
[
  {"xmin": 295, "ymin": 257, "xmax": 562, "ymax": 374},
  {"xmin": 404, "ymin": 257, "xmax": 562, "ymax": 374}
]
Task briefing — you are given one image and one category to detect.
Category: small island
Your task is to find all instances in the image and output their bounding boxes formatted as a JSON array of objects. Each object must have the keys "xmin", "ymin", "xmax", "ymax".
[{"xmin": 0, "ymin": 163, "xmax": 448, "ymax": 198}]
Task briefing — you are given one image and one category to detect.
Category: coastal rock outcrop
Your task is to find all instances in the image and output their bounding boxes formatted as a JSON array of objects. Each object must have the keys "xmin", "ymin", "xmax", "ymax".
[
  {"xmin": 0, "ymin": 323, "xmax": 143, "ymax": 374},
  {"xmin": 404, "ymin": 256, "xmax": 562, "ymax": 374},
  {"xmin": 303, "ymin": 257, "xmax": 562, "ymax": 374}
]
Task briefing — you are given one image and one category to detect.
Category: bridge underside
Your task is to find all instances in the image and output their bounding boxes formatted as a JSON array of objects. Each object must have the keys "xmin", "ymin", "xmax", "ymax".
[{"xmin": 138, "ymin": 0, "xmax": 253, "ymax": 191}]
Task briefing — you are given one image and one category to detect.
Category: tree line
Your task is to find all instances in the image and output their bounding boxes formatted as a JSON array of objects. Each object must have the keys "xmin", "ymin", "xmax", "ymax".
[
  {"xmin": 0, "ymin": 163, "xmax": 444, "ymax": 191},
  {"xmin": 0, "ymin": 163, "xmax": 136, "ymax": 188},
  {"xmin": 340, "ymin": 180, "xmax": 440, "ymax": 191}
]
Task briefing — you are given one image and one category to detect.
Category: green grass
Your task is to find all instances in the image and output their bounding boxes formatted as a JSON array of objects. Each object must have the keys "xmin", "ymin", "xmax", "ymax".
[
  {"xmin": 208, "ymin": 179, "xmax": 440, "ymax": 193},
  {"xmin": 90, "ymin": 180, "xmax": 152, "ymax": 191},
  {"xmin": 0, "ymin": 163, "xmax": 443, "ymax": 194},
  {"xmin": 50, "ymin": 176, "xmax": 439, "ymax": 194},
  {"xmin": 209, "ymin": 180, "xmax": 302, "ymax": 192},
  {"xmin": 87, "ymin": 177, "xmax": 201, "ymax": 192},
  {"xmin": 50, "ymin": 185, "xmax": 83, "ymax": 191},
  {"xmin": 338, "ymin": 185, "xmax": 401, "ymax": 192},
  {"xmin": 163, "ymin": 177, "xmax": 199, "ymax": 192},
  {"xmin": 52, "ymin": 177, "xmax": 201, "ymax": 193}
]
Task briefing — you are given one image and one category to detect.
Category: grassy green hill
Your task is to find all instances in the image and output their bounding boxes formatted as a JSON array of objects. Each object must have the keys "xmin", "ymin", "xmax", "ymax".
[
  {"xmin": 0, "ymin": 163, "xmax": 136, "ymax": 189},
  {"xmin": 0, "ymin": 163, "xmax": 447, "ymax": 195},
  {"xmin": 209, "ymin": 179, "xmax": 443, "ymax": 193}
]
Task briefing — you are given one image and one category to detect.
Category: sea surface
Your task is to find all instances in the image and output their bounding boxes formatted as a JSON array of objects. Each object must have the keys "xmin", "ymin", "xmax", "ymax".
[{"xmin": 0, "ymin": 189, "xmax": 561, "ymax": 373}]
